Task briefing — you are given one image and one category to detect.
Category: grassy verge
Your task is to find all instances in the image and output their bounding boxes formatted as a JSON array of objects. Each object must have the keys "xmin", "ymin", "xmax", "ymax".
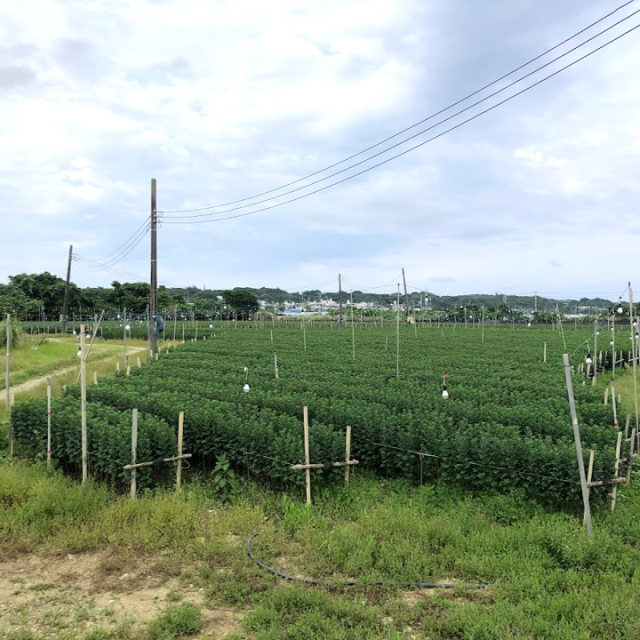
[
  {"xmin": 1, "ymin": 336, "xmax": 149, "ymax": 390},
  {"xmin": 0, "ymin": 338, "xmax": 148, "ymax": 424},
  {"xmin": 2, "ymin": 463, "xmax": 640, "ymax": 639}
]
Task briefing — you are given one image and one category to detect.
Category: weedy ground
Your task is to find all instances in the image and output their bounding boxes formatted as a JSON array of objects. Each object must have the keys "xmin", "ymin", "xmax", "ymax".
[{"xmin": 2, "ymin": 462, "xmax": 640, "ymax": 639}]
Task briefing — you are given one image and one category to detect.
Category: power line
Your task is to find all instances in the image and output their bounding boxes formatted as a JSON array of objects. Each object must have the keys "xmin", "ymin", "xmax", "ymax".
[
  {"xmin": 85, "ymin": 218, "xmax": 150, "ymax": 262},
  {"xmin": 159, "ymin": 0, "xmax": 636, "ymax": 215},
  {"xmin": 74, "ymin": 222, "xmax": 150, "ymax": 271},
  {"xmin": 162, "ymin": 21, "xmax": 640, "ymax": 226}
]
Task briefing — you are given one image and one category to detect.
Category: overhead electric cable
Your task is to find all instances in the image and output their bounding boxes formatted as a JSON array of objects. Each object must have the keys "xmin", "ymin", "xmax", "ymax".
[
  {"xmin": 162, "ymin": 22, "xmax": 640, "ymax": 226},
  {"xmin": 74, "ymin": 221, "xmax": 151, "ymax": 270},
  {"xmin": 85, "ymin": 218, "xmax": 150, "ymax": 262},
  {"xmin": 160, "ymin": 1, "xmax": 637, "ymax": 215}
]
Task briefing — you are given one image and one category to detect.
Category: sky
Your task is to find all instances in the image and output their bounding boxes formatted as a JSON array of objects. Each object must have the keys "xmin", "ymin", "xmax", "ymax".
[{"xmin": 1, "ymin": 0, "xmax": 639, "ymax": 300}]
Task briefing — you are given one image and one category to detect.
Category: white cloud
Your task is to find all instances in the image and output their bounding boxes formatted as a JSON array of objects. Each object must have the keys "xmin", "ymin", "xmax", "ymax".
[{"xmin": 0, "ymin": 0, "xmax": 639, "ymax": 296}]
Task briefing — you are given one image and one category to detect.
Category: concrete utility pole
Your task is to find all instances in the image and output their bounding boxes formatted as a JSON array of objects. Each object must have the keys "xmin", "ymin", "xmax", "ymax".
[
  {"xmin": 149, "ymin": 179, "xmax": 158, "ymax": 357},
  {"xmin": 62, "ymin": 244, "xmax": 73, "ymax": 334},
  {"xmin": 402, "ymin": 268, "xmax": 409, "ymax": 317}
]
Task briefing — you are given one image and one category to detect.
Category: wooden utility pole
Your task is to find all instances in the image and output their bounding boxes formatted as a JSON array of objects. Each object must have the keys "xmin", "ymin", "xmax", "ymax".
[
  {"xmin": 150, "ymin": 179, "xmax": 158, "ymax": 357},
  {"xmin": 562, "ymin": 353, "xmax": 593, "ymax": 536},
  {"xmin": 402, "ymin": 268, "xmax": 409, "ymax": 317},
  {"xmin": 62, "ymin": 245, "xmax": 73, "ymax": 334},
  {"xmin": 338, "ymin": 273, "xmax": 343, "ymax": 327}
]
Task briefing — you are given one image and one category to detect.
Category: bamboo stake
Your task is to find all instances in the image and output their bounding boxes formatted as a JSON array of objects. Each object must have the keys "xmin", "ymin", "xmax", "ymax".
[
  {"xmin": 345, "ymin": 425, "xmax": 352, "ymax": 483},
  {"xmin": 274, "ymin": 351, "xmax": 279, "ymax": 379},
  {"xmin": 131, "ymin": 408, "xmax": 138, "ymax": 499},
  {"xmin": 584, "ymin": 449, "xmax": 595, "ymax": 526},
  {"xmin": 6, "ymin": 314, "xmax": 12, "ymax": 457},
  {"xmin": 80, "ymin": 325, "xmax": 88, "ymax": 484},
  {"xmin": 562, "ymin": 353, "xmax": 593, "ymax": 536},
  {"xmin": 46, "ymin": 377, "xmax": 52, "ymax": 470},
  {"xmin": 611, "ymin": 431, "xmax": 623, "ymax": 512},
  {"xmin": 626, "ymin": 428, "xmax": 636, "ymax": 485},
  {"xmin": 544, "ymin": 342, "xmax": 547, "ymax": 363},
  {"xmin": 304, "ymin": 406, "xmax": 311, "ymax": 505},
  {"xmin": 630, "ymin": 283, "xmax": 639, "ymax": 433},
  {"xmin": 176, "ymin": 411, "xmax": 184, "ymax": 490}
]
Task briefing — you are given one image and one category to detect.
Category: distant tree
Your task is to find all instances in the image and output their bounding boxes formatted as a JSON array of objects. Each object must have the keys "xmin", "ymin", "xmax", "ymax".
[{"xmin": 223, "ymin": 289, "xmax": 259, "ymax": 319}]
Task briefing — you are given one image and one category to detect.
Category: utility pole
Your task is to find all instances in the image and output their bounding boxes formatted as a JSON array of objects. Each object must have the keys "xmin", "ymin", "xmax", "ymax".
[
  {"xmin": 338, "ymin": 273, "xmax": 343, "ymax": 327},
  {"xmin": 149, "ymin": 178, "xmax": 158, "ymax": 357},
  {"xmin": 402, "ymin": 268, "xmax": 409, "ymax": 317},
  {"xmin": 62, "ymin": 244, "xmax": 73, "ymax": 334}
]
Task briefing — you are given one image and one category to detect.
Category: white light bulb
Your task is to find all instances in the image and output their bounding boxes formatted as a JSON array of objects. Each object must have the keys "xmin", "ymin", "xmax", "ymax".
[
  {"xmin": 442, "ymin": 387, "xmax": 449, "ymax": 400},
  {"xmin": 634, "ymin": 322, "xmax": 638, "ymax": 328},
  {"xmin": 618, "ymin": 306, "xmax": 624, "ymax": 314},
  {"xmin": 596, "ymin": 331, "xmax": 600, "ymax": 335},
  {"xmin": 77, "ymin": 349, "xmax": 82, "ymax": 358},
  {"xmin": 586, "ymin": 357, "xmax": 592, "ymax": 365},
  {"xmin": 610, "ymin": 340, "xmax": 614, "ymax": 346},
  {"xmin": 209, "ymin": 324, "xmax": 213, "ymax": 328},
  {"xmin": 527, "ymin": 323, "xmax": 531, "ymax": 327},
  {"xmin": 125, "ymin": 325, "xmax": 130, "ymax": 331},
  {"xmin": 243, "ymin": 383, "xmax": 250, "ymax": 393}
]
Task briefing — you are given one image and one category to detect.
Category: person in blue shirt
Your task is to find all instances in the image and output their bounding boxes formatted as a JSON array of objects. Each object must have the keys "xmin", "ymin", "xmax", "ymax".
[{"xmin": 153, "ymin": 315, "xmax": 165, "ymax": 335}]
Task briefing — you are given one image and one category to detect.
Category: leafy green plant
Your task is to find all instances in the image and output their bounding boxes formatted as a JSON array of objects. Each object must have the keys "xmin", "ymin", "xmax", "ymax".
[{"xmin": 209, "ymin": 453, "xmax": 238, "ymax": 502}]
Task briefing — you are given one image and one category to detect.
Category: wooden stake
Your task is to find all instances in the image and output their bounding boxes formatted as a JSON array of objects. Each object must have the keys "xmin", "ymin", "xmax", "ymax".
[
  {"xmin": 625, "ymin": 415, "xmax": 631, "ymax": 440},
  {"xmin": 351, "ymin": 292, "xmax": 355, "ymax": 360},
  {"xmin": 543, "ymin": 342, "xmax": 547, "ymax": 363},
  {"xmin": 304, "ymin": 406, "xmax": 311, "ymax": 505},
  {"xmin": 137, "ymin": 356, "xmax": 141, "ymax": 368},
  {"xmin": 116, "ymin": 361, "xmax": 120, "ymax": 373},
  {"xmin": 611, "ymin": 431, "xmax": 623, "ymax": 512},
  {"xmin": 46, "ymin": 377, "xmax": 52, "ymax": 470},
  {"xmin": 345, "ymin": 425, "xmax": 352, "ymax": 483},
  {"xmin": 584, "ymin": 449, "xmax": 595, "ymax": 526},
  {"xmin": 6, "ymin": 314, "xmax": 12, "ymax": 457},
  {"xmin": 396, "ymin": 285, "xmax": 400, "ymax": 378},
  {"xmin": 626, "ymin": 428, "xmax": 636, "ymax": 485},
  {"xmin": 562, "ymin": 353, "xmax": 593, "ymax": 536},
  {"xmin": 629, "ymin": 282, "xmax": 639, "ymax": 434},
  {"xmin": 93, "ymin": 371, "xmax": 98, "ymax": 385},
  {"xmin": 176, "ymin": 411, "xmax": 184, "ymax": 490},
  {"xmin": 274, "ymin": 351, "xmax": 279, "ymax": 379},
  {"xmin": 80, "ymin": 325, "xmax": 88, "ymax": 484},
  {"xmin": 131, "ymin": 408, "xmax": 138, "ymax": 499},
  {"xmin": 604, "ymin": 386, "xmax": 609, "ymax": 406}
]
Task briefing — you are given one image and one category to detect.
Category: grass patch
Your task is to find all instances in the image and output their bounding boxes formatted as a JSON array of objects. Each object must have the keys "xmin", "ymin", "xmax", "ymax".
[
  {"xmin": 147, "ymin": 603, "xmax": 204, "ymax": 639},
  {"xmin": 3, "ymin": 464, "xmax": 640, "ymax": 638}
]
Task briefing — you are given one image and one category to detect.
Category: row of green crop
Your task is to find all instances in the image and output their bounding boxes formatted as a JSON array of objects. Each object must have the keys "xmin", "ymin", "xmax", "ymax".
[
  {"xmin": 11, "ymin": 397, "xmax": 175, "ymax": 488},
  {"xmin": 10, "ymin": 326, "xmax": 623, "ymax": 506}
]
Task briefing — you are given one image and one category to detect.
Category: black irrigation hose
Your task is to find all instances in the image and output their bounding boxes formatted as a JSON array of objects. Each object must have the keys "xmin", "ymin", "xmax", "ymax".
[{"xmin": 247, "ymin": 534, "xmax": 488, "ymax": 590}]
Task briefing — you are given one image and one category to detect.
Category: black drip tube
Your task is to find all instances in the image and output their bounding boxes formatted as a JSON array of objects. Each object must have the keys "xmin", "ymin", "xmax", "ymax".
[{"xmin": 247, "ymin": 534, "xmax": 487, "ymax": 590}]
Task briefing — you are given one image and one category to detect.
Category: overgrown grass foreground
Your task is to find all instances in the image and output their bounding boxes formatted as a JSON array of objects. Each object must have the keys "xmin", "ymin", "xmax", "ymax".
[{"xmin": 2, "ymin": 462, "xmax": 640, "ymax": 639}]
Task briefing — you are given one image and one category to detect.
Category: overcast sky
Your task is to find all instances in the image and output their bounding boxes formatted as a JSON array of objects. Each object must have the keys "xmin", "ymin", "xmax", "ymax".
[{"xmin": 1, "ymin": 0, "xmax": 639, "ymax": 299}]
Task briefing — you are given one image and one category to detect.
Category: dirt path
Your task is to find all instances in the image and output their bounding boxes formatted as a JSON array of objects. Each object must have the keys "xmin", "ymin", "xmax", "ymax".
[
  {"xmin": 0, "ymin": 552, "xmax": 242, "ymax": 639},
  {"xmin": 0, "ymin": 347, "xmax": 147, "ymax": 400}
]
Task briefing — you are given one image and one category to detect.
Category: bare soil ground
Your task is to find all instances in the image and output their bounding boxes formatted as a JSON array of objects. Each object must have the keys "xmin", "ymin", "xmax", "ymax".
[{"xmin": 0, "ymin": 552, "xmax": 243, "ymax": 639}]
